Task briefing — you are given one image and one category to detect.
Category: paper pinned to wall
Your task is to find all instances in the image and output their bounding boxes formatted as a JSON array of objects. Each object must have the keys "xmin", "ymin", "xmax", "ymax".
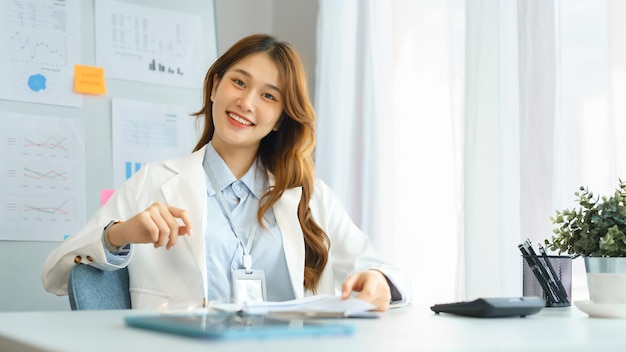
[
  {"xmin": 111, "ymin": 98, "xmax": 198, "ymax": 188},
  {"xmin": 0, "ymin": 112, "xmax": 86, "ymax": 241},
  {"xmin": 0, "ymin": 0, "xmax": 82, "ymax": 107},
  {"xmin": 94, "ymin": 0, "xmax": 205, "ymax": 89}
]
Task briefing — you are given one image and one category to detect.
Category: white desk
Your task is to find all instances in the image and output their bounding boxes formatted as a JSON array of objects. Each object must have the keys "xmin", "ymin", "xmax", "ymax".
[{"xmin": 0, "ymin": 304, "xmax": 624, "ymax": 352}]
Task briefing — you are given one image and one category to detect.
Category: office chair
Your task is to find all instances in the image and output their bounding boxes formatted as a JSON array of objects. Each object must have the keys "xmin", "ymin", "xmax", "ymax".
[{"xmin": 68, "ymin": 264, "xmax": 131, "ymax": 310}]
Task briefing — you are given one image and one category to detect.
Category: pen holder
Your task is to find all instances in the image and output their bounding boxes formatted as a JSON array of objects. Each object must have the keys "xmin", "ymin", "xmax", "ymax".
[{"xmin": 522, "ymin": 255, "xmax": 572, "ymax": 307}]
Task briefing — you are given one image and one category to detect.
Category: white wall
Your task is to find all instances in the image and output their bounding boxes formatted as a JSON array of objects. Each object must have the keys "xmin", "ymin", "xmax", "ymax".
[{"xmin": 214, "ymin": 0, "xmax": 318, "ymax": 101}]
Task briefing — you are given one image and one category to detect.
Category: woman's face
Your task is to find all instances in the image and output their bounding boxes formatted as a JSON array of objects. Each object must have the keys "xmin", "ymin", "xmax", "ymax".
[{"xmin": 210, "ymin": 52, "xmax": 284, "ymax": 153}]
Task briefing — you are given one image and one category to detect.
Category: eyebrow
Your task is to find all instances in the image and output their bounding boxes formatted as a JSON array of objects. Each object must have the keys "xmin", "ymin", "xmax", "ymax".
[{"xmin": 231, "ymin": 68, "xmax": 281, "ymax": 94}]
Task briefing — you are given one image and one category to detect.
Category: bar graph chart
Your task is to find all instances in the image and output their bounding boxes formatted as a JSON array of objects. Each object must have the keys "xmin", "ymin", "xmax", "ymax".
[{"xmin": 124, "ymin": 161, "xmax": 143, "ymax": 180}]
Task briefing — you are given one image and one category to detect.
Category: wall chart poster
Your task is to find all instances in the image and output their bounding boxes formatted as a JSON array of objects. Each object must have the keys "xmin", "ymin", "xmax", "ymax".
[
  {"xmin": 0, "ymin": 0, "xmax": 81, "ymax": 107},
  {"xmin": 95, "ymin": 0, "xmax": 204, "ymax": 89},
  {"xmin": 0, "ymin": 112, "xmax": 85, "ymax": 241}
]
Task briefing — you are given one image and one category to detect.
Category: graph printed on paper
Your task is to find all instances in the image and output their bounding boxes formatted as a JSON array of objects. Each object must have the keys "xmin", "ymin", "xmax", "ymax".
[
  {"xmin": 0, "ymin": 112, "xmax": 85, "ymax": 241},
  {"xmin": 0, "ymin": 0, "xmax": 81, "ymax": 106}
]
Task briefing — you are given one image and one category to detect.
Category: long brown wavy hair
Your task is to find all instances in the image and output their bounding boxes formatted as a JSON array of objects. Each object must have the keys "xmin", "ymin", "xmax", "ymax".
[{"xmin": 192, "ymin": 34, "xmax": 329, "ymax": 293}]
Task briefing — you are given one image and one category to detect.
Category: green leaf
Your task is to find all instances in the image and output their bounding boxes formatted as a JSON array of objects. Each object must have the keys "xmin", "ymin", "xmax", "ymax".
[{"xmin": 544, "ymin": 180, "xmax": 626, "ymax": 257}]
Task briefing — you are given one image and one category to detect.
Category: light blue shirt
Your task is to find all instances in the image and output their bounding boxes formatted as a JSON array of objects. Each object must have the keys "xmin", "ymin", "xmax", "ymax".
[
  {"xmin": 104, "ymin": 143, "xmax": 295, "ymax": 302},
  {"xmin": 202, "ymin": 142, "xmax": 294, "ymax": 302}
]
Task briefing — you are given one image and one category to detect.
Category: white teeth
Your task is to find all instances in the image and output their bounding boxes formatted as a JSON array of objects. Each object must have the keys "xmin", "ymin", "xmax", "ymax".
[{"xmin": 228, "ymin": 113, "xmax": 252, "ymax": 126}]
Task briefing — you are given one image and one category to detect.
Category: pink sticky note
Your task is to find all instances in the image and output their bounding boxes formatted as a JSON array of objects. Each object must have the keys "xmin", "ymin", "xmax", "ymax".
[{"xmin": 100, "ymin": 189, "xmax": 115, "ymax": 206}]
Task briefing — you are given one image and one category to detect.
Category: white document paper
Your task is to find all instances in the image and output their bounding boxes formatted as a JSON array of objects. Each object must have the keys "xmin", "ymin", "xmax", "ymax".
[
  {"xmin": 0, "ymin": 0, "xmax": 81, "ymax": 107},
  {"xmin": 0, "ymin": 112, "xmax": 85, "ymax": 241},
  {"xmin": 94, "ymin": 0, "xmax": 205, "ymax": 89},
  {"xmin": 213, "ymin": 294, "xmax": 378, "ymax": 318},
  {"xmin": 111, "ymin": 98, "xmax": 198, "ymax": 188}
]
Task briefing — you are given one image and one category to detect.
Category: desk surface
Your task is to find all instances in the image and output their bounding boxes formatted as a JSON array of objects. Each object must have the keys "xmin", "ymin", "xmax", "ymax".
[{"xmin": 1, "ymin": 304, "xmax": 625, "ymax": 352}]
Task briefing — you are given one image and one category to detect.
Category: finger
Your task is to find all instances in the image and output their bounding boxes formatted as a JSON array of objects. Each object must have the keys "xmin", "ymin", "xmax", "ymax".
[
  {"xmin": 157, "ymin": 205, "xmax": 195, "ymax": 250},
  {"xmin": 354, "ymin": 272, "xmax": 391, "ymax": 311},
  {"xmin": 162, "ymin": 206, "xmax": 194, "ymax": 250},
  {"xmin": 167, "ymin": 206, "xmax": 193, "ymax": 236},
  {"xmin": 341, "ymin": 274, "xmax": 361, "ymax": 299},
  {"xmin": 353, "ymin": 274, "xmax": 380, "ymax": 302},
  {"xmin": 354, "ymin": 279, "xmax": 378, "ymax": 302},
  {"xmin": 149, "ymin": 206, "xmax": 172, "ymax": 248},
  {"xmin": 159, "ymin": 207, "xmax": 181, "ymax": 250}
]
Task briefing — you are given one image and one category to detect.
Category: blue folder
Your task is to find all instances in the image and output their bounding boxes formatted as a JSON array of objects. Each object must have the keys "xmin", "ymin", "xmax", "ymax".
[{"xmin": 125, "ymin": 312, "xmax": 355, "ymax": 339}]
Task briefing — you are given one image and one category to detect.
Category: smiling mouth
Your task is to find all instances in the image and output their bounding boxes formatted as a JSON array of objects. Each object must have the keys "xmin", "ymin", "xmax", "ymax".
[{"xmin": 228, "ymin": 112, "xmax": 253, "ymax": 126}]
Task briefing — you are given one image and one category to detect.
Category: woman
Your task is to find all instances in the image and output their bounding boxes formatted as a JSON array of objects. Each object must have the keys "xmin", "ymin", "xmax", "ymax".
[{"xmin": 41, "ymin": 34, "xmax": 411, "ymax": 311}]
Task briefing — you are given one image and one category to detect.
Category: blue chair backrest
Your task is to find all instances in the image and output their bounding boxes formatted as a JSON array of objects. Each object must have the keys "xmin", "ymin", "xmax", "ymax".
[{"xmin": 68, "ymin": 264, "xmax": 131, "ymax": 310}]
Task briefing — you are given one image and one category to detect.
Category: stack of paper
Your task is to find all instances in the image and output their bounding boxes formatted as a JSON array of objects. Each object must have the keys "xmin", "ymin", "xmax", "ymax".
[{"xmin": 212, "ymin": 294, "xmax": 378, "ymax": 318}]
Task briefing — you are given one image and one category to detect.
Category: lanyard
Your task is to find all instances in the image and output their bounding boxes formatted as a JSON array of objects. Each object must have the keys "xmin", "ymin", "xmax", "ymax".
[{"xmin": 205, "ymin": 163, "xmax": 257, "ymax": 274}]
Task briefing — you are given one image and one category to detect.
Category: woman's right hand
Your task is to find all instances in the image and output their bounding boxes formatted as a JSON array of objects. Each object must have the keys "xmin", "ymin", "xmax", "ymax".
[{"xmin": 106, "ymin": 202, "xmax": 193, "ymax": 250}]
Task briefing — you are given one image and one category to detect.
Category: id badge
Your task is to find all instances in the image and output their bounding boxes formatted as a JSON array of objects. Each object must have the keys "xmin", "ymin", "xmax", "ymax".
[{"xmin": 232, "ymin": 269, "xmax": 267, "ymax": 303}]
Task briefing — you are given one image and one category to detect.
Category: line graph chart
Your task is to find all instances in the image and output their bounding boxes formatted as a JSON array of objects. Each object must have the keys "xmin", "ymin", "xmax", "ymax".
[
  {"xmin": 0, "ymin": 0, "xmax": 81, "ymax": 106},
  {"xmin": 23, "ymin": 136, "xmax": 69, "ymax": 153},
  {"xmin": 5, "ymin": 131, "xmax": 74, "ymax": 158},
  {"xmin": 6, "ymin": 196, "xmax": 73, "ymax": 221},
  {"xmin": 1, "ymin": 112, "xmax": 85, "ymax": 241},
  {"xmin": 23, "ymin": 166, "xmax": 68, "ymax": 182},
  {"xmin": 6, "ymin": 0, "xmax": 69, "ymax": 67},
  {"xmin": 9, "ymin": 31, "xmax": 67, "ymax": 66},
  {"xmin": 6, "ymin": 164, "xmax": 72, "ymax": 191},
  {"xmin": 24, "ymin": 199, "xmax": 69, "ymax": 216}
]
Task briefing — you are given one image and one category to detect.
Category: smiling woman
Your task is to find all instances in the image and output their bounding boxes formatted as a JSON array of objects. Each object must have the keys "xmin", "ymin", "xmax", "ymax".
[
  {"xmin": 41, "ymin": 34, "xmax": 413, "ymax": 312},
  {"xmin": 208, "ymin": 52, "xmax": 285, "ymax": 168}
]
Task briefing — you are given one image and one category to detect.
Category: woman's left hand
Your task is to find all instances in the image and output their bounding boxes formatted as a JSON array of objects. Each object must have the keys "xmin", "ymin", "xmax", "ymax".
[{"xmin": 341, "ymin": 270, "xmax": 392, "ymax": 311}]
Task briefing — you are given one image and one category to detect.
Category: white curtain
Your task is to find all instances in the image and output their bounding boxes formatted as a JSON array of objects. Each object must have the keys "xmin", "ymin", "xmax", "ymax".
[
  {"xmin": 316, "ymin": 0, "xmax": 465, "ymax": 304},
  {"xmin": 463, "ymin": 0, "xmax": 521, "ymax": 299},
  {"xmin": 315, "ymin": 0, "xmax": 626, "ymax": 304},
  {"xmin": 550, "ymin": 0, "xmax": 626, "ymax": 298}
]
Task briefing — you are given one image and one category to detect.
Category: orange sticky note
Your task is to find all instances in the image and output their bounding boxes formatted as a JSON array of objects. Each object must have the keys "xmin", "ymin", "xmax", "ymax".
[{"xmin": 74, "ymin": 64, "xmax": 106, "ymax": 95}]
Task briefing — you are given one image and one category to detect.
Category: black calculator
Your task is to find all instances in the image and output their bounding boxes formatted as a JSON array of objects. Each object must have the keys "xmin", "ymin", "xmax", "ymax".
[{"xmin": 430, "ymin": 296, "xmax": 545, "ymax": 318}]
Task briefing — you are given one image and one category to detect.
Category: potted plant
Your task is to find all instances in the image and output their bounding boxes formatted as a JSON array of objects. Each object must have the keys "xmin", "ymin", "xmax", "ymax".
[
  {"xmin": 545, "ymin": 179, "xmax": 626, "ymax": 307},
  {"xmin": 547, "ymin": 179, "xmax": 626, "ymax": 257}
]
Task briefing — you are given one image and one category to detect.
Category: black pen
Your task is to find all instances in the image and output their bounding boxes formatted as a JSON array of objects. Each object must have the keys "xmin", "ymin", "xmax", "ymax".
[
  {"xmin": 538, "ymin": 243, "xmax": 569, "ymax": 303},
  {"xmin": 518, "ymin": 244, "xmax": 557, "ymax": 304},
  {"xmin": 522, "ymin": 239, "xmax": 562, "ymax": 304}
]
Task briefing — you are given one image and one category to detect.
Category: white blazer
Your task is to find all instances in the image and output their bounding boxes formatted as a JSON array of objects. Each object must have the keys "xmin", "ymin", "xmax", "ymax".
[{"xmin": 41, "ymin": 146, "xmax": 412, "ymax": 309}]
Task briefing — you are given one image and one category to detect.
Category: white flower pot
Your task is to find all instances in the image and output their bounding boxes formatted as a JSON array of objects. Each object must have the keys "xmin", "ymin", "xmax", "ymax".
[{"xmin": 584, "ymin": 257, "xmax": 626, "ymax": 304}]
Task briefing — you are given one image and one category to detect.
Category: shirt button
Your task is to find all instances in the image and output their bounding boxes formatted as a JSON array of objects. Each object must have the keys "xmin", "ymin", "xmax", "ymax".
[
  {"xmin": 231, "ymin": 263, "xmax": 238, "ymax": 270},
  {"xmin": 234, "ymin": 183, "xmax": 242, "ymax": 192}
]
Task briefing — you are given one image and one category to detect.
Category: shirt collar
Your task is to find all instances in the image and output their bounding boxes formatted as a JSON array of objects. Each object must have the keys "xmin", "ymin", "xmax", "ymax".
[{"xmin": 203, "ymin": 142, "xmax": 267, "ymax": 199}]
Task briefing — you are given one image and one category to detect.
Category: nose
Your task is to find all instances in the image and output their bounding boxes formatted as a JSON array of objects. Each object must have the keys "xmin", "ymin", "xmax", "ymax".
[{"xmin": 238, "ymin": 90, "xmax": 255, "ymax": 112}]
